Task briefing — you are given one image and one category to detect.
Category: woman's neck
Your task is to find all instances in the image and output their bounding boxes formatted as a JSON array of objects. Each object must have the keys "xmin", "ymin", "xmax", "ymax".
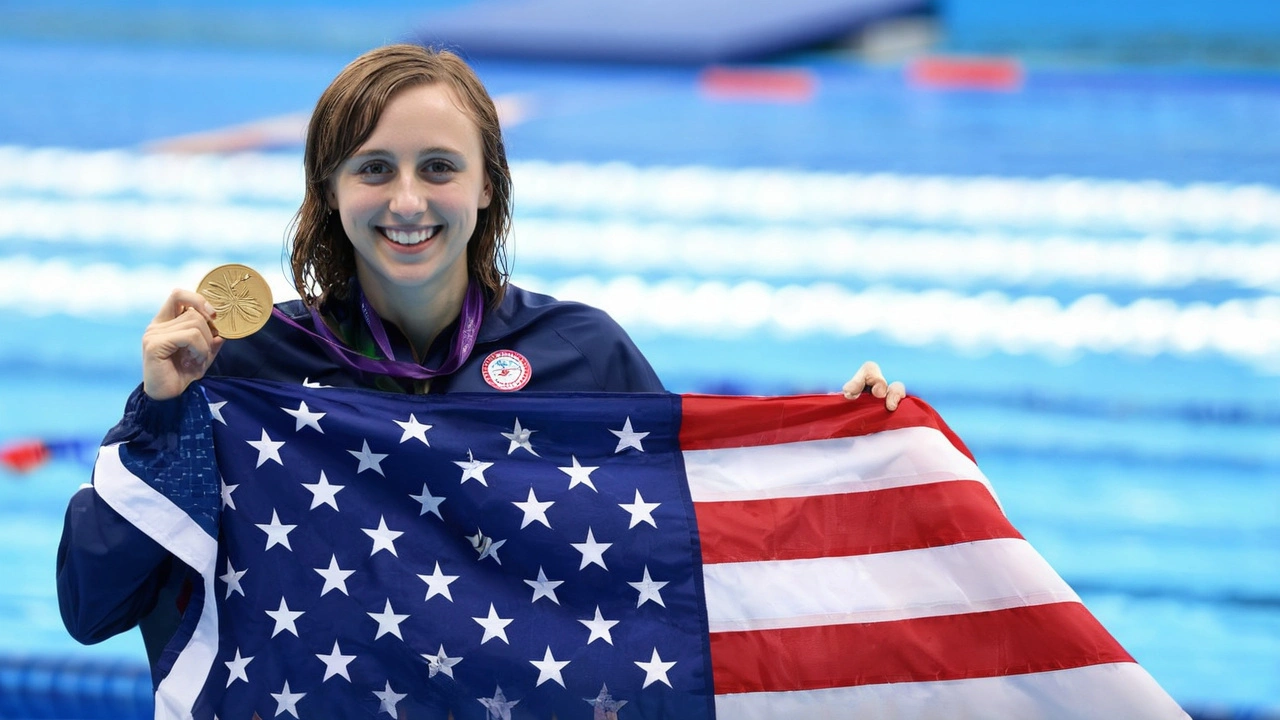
[{"xmin": 357, "ymin": 271, "xmax": 469, "ymax": 362}]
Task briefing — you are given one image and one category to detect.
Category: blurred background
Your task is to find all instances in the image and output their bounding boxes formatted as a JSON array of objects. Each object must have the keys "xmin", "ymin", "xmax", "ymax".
[{"xmin": 0, "ymin": 0, "xmax": 1277, "ymax": 717}]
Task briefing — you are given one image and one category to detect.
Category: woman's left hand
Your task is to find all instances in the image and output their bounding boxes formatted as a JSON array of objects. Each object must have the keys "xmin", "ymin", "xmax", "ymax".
[{"xmin": 842, "ymin": 360, "xmax": 906, "ymax": 411}]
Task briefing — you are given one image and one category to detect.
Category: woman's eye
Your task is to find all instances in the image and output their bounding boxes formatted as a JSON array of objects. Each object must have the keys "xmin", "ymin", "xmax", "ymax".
[
  {"xmin": 359, "ymin": 161, "xmax": 390, "ymax": 175},
  {"xmin": 423, "ymin": 160, "xmax": 454, "ymax": 175}
]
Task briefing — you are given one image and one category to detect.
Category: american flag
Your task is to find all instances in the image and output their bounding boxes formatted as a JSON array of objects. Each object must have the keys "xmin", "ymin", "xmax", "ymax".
[{"xmin": 90, "ymin": 378, "xmax": 1188, "ymax": 719}]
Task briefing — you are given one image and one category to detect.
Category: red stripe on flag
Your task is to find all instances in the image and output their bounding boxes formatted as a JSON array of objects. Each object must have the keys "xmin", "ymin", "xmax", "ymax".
[
  {"xmin": 695, "ymin": 480, "xmax": 1019, "ymax": 564},
  {"xmin": 679, "ymin": 395, "xmax": 974, "ymax": 460},
  {"xmin": 710, "ymin": 602, "xmax": 1135, "ymax": 694}
]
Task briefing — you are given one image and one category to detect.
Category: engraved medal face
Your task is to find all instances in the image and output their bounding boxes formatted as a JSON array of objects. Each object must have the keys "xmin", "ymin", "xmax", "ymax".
[{"xmin": 197, "ymin": 264, "xmax": 272, "ymax": 339}]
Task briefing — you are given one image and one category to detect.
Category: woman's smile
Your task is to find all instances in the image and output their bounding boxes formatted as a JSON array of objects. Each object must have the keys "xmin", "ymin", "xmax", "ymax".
[{"xmin": 381, "ymin": 225, "xmax": 442, "ymax": 247}]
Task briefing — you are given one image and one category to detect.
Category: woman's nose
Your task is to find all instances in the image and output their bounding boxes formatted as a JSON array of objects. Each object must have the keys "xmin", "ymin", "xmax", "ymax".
[{"xmin": 388, "ymin": 178, "xmax": 428, "ymax": 218}]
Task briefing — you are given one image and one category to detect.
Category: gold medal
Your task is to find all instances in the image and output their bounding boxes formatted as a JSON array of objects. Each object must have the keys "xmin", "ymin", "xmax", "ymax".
[{"xmin": 197, "ymin": 264, "xmax": 272, "ymax": 339}]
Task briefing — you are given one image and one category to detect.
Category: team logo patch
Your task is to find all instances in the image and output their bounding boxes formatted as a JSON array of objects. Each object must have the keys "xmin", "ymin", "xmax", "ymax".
[{"xmin": 481, "ymin": 350, "xmax": 532, "ymax": 391}]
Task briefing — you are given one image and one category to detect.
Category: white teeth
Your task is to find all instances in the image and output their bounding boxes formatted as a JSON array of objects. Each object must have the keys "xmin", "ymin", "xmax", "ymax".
[{"xmin": 384, "ymin": 227, "xmax": 437, "ymax": 245}]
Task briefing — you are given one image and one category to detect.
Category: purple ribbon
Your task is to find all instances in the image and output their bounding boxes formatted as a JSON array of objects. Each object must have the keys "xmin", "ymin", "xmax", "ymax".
[{"xmin": 270, "ymin": 281, "xmax": 484, "ymax": 381}]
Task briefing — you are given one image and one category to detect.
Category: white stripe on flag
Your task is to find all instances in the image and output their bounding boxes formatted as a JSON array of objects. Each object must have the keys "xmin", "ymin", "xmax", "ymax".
[
  {"xmin": 93, "ymin": 443, "xmax": 220, "ymax": 720},
  {"xmin": 703, "ymin": 538, "xmax": 1080, "ymax": 632},
  {"xmin": 93, "ymin": 443, "xmax": 218, "ymax": 574},
  {"xmin": 683, "ymin": 426, "xmax": 995, "ymax": 503},
  {"xmin": 713, "ymin": 662, "xmax": 1191, "ymax": 720}
]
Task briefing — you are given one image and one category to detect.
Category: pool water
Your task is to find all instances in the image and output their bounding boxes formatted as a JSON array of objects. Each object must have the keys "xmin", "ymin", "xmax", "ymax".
[{"xmin": 0, "ymin": 31, "xmax": 1277, "ymax": 718}]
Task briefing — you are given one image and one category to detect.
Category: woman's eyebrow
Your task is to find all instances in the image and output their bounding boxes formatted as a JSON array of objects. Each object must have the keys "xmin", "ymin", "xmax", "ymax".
[
  {"xmin": 419, "ymin": 146, "xmax": 464, "ymax": 157},
  {"xmin": 350, "ymin": 146, "xmax": 465, "ymax": 158}
]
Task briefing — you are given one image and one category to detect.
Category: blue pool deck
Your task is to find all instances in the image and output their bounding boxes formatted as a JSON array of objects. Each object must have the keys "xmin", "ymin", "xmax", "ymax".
[{"xmin": 0, "ymin": 12, "xmax": 1278, "ymax": 718}]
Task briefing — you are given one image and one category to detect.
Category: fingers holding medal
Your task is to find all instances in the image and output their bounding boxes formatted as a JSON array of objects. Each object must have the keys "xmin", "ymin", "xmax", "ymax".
[
  {"xmin": 141, "ymin": 264, "xmax": 271, "ymax": 400},
  {"xmin": 197, "ymin": 264, "xmax": 272, "ymax": 339}
]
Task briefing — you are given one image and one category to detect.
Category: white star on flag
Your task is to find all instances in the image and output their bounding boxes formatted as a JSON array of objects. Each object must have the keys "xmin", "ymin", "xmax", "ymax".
[
  {"xmin": 265, "ymin": 597, "xmax": 304, "ymax": 638},
  {"xmin": 362, "ymin": 516, "xmax": 403, "ymax": 556},
  {"xmin": 315, "ymin": 640, "xmax": 356, "ymax": 682},
  {"xmin": 473, "ymin": 603, "xmax": 513, "ymax": 644},
  {"xmin": 220, "ymin": 479, "xmax": 238, "ymax": 510},
  {"xmin": 224, "ymin": 649, "xmax": 252, "ymax": 687},
  {"xmin": 301, "ymin": 470, "xmax": 344, "ymax": 511},
  {"xmin": 208, "ymin": 400, "xmax": 227, "ymax": 424},
  {"xmin": 467, "ymin": 530, "xmax": 505, "ymax": 564},
  {"xmin": 367, "ymin": 600, "xmax": 409, "ymax": 640},
  {"xmin": 558, "ymin": 455, "xmax": 599, "ymax": 491},
  {"xmin": 270, "ymin": 680, "xmax": 305, "ymax": 718},
  {"xmin": 423, "ymin": 645, "xmax": 462, "ymax": 679},
  {"xmin": 418, "ymin": 561, "xmax": 459, "ymax": 601},
  {"xmin": 282, "ymin": 400, "xmax": 325, "ymax": 433},
  {"xmin": 513, "ymin": 487, "xmax": 554, "ymax": 528},
  {"xmin": 530, "ymin": 646, "xmax": 571, "ymax": 687},
  {"xmin": 579, "ymin": 606, "xmax": 619, "ymax": 645},
  {"xmin": 525, "ymin": 566, "xmax": 563, "ymax": 604},
  {"xmin": 634, "ymin": 648, "xmax": 676, "ymax": 688},
  {"xmin": 587, "ymin": 684, "xmax": 628, "ymax": 713},
  {"xmin": 455, "ymin": 450, "xmax": 493, "ymax": 486},
  {"xmin": 219, "ymin": 559, "xmax": 246, "ymax": 599},
  {"xmin": 394, "ymin": 414, "xmax": 432, "ymax": 445},
  {"xmin": 373, "ymin": 681, "xmax": 407, "ymax": 716},
  {"xmin": 609, "ymin": 417, "xmax": 649, "ymax": 453},
  {"xmin": 501, "ymin": 418, "xmax": 539, "ymax": 456},
  {"xmin": 247, "ymin": 429, "xmax": 285, "ymax": 467},
  {"xmin": 619, "ymin": 489, "xmax": 660, "ymax": 528},
  {"xmin": 628, "ymin": 566, "xmax": 668, "ymax": 608},
  {"xmin": 348, "ymin": 439, "xmax": 388, "ymax": 476},
  {"xmin": 409, "ymin": 483, "xmax": 446, "ymax": 519},
  {"xmin": 255, "ymin": 510, "xmax": 296, "ymax": 551},
  {"xmin": 571, "ymin": 528, "xmax": 612, "ymax": 570},
  {"xmin": 478, "ymin": 686, "xmax": 519, "ymax": 720},
  {"xmin": 314, "ymin": 555, "xmax": 355, "ymax": 596}
]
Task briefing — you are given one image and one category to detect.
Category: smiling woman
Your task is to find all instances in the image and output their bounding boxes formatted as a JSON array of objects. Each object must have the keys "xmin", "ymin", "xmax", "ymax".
[
  {"xmin": 326, "ymin": 82, "xmax": 493, "ymax": 359},
  {"xmin": 51, "ymin": 43, "xmax": 903, "ymax": 718},
  {"xmin": 54, "ymin": 45, "xmax": 676, "ymax": 715}
]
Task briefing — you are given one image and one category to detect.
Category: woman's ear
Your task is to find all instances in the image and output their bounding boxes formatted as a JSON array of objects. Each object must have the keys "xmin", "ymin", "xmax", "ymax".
[{"xmin": 479, "ymin": 178, "xmax": 493, "ymax": 210}]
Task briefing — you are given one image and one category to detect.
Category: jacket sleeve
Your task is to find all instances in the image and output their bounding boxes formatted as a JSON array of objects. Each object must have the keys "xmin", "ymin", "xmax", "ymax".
[{"xmin": 55, "ymin": 385, "xmax": 214, "ymax": 645}]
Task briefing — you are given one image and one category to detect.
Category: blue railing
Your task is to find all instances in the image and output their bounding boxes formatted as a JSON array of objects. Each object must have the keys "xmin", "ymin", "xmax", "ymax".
[{"xmin": 0, "ymin": 656, "xmax": 152, "ymax": 720}]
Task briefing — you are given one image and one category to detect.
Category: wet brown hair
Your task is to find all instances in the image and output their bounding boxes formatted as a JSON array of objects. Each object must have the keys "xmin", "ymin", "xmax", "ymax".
[{"xmin": 289, "ymin": 44, "xmax": 512, "ymax": 307}]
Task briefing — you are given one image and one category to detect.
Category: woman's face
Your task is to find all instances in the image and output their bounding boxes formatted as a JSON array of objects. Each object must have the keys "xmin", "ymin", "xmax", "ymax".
[{"xmin": 328, "ymin": 82, "xmax": 492, "ymax": 310}]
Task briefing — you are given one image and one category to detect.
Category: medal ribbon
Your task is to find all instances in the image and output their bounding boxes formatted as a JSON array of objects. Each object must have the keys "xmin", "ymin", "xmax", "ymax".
[{"xmin": 270, "ymin": 280, "xmax": 484, "ymax": 380}]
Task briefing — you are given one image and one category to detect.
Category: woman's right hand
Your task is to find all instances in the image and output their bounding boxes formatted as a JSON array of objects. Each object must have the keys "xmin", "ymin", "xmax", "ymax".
[{"xmin": 141, "ymin": 289, "xmax": 224, "ymax": 400}]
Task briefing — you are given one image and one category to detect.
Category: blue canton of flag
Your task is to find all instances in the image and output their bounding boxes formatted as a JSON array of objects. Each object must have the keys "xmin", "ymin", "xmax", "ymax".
[{"xmin": 197, "ymin": 378, "xmax": 714, "ymax": 719}]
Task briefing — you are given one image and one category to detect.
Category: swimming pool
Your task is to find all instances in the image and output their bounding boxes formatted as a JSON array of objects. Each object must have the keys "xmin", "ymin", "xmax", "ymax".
[{"xmin": 0, "ymin": 34, "xmax": 1277, "ymax": 718}]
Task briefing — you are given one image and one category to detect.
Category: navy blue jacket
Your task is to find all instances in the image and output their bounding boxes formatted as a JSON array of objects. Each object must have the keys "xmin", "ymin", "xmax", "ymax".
[
  {"xmin": 214, "ymin": 285, "xmax": 662, "ymax": 394},
  {"xmin": 56, "ymin": 285, "xmax": 663, "ymax": 682}
]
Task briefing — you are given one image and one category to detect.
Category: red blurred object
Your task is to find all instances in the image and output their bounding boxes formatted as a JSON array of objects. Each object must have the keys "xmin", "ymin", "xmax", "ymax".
[
  {"xmin": 698, "ymin": 66, "xmax": 819, "ymax": 103},
  {"xmin": 0, "ymin": 440, "xmax": 50, "ymax": 473},
  {"xmin": 907, "ymin": 55, "xmax": 1024, "ymax": 91}
]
